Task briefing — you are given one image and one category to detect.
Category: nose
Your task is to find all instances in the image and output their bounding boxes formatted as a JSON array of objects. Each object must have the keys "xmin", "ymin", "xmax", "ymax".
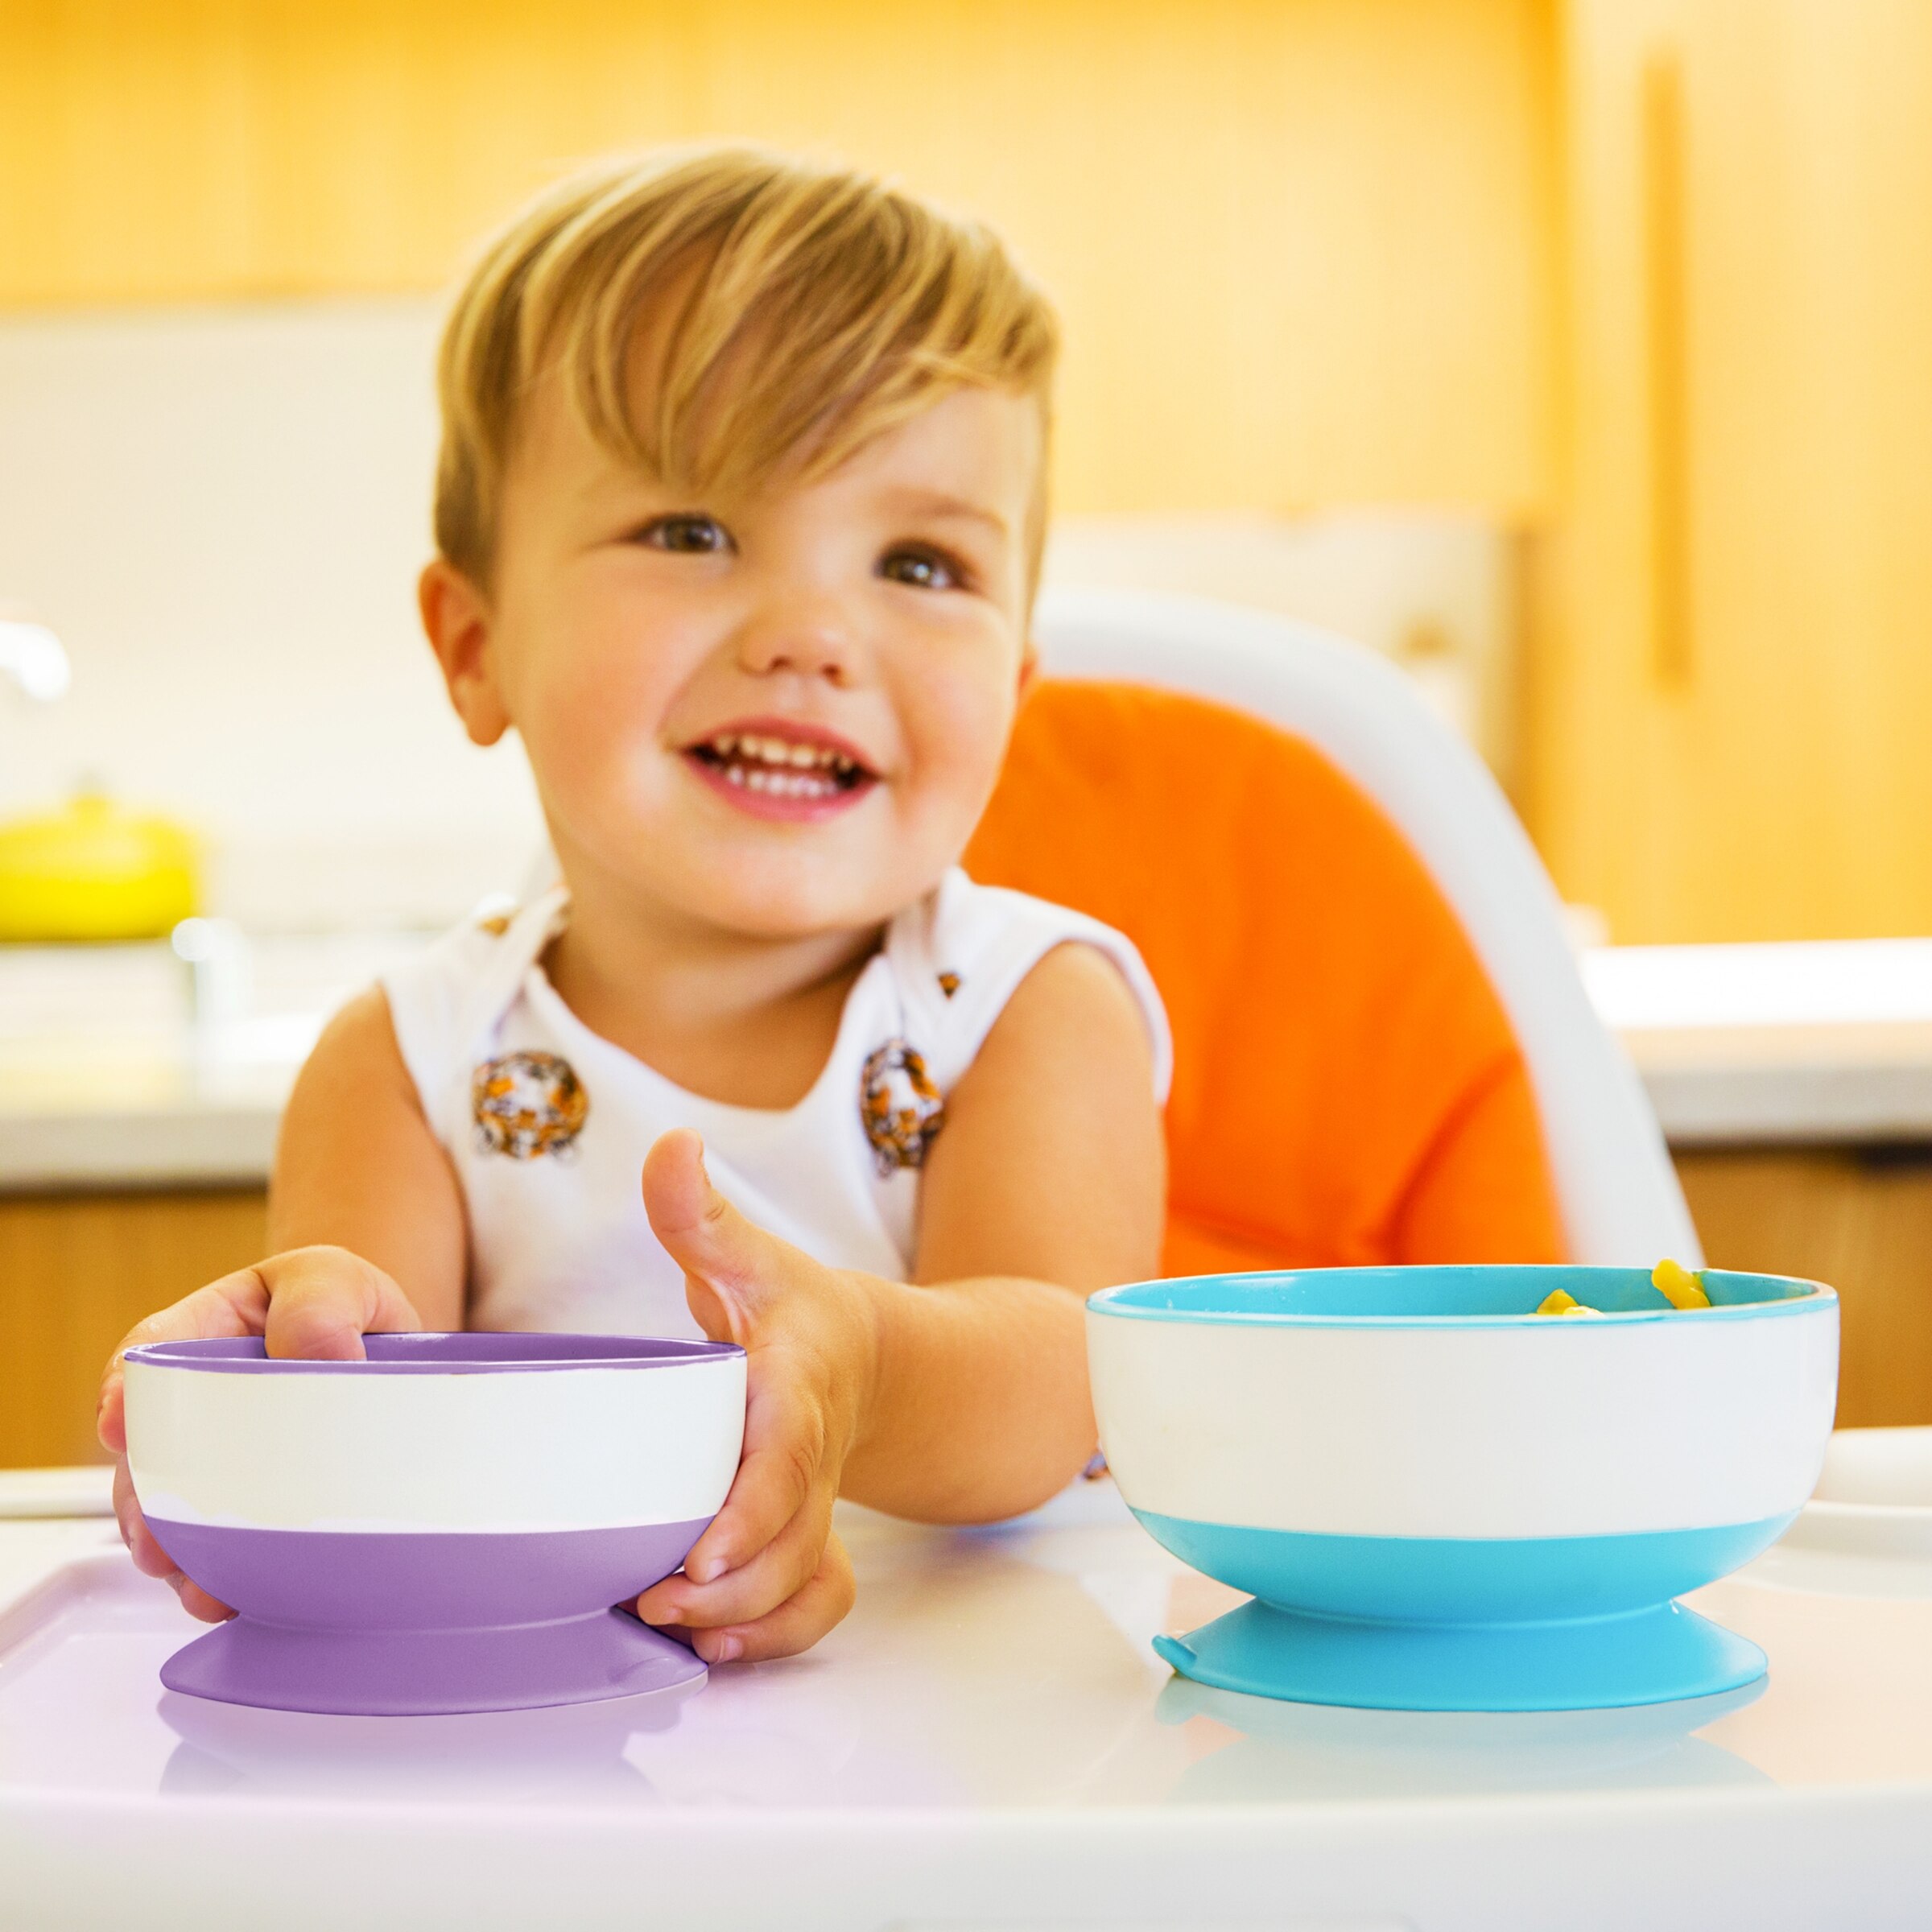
[{"xmin": 733, "ymin": 592, "xmax": 864, "ymax": 687}]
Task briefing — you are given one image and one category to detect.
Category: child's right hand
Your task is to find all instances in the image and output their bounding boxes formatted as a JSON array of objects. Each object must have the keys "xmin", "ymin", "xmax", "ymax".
[{"xmin": 95, "ymin": 1246, "xmax": 423, "ymax": 1623}]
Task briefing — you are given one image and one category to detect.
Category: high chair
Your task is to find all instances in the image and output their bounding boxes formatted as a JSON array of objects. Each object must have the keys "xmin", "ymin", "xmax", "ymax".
[{"xmin": 965, "ymin": 588, "xmax": 1698, "ymax": 1275}]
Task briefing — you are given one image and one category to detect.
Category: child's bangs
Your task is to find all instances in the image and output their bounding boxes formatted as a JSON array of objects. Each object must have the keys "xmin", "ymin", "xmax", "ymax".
[{"xmin": 547, "ymin": 175, "xmax": 1055, "ymax": 502}]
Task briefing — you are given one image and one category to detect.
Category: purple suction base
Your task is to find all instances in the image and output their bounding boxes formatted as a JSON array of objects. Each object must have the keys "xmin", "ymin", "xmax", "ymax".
[
  {"xmin": 160, "ymin": 1604, "xmax": 704, "ymax": 1717},
  {"xmin": 150, "ymin": 1517, "xmax": 712, "ymax": 1716}
]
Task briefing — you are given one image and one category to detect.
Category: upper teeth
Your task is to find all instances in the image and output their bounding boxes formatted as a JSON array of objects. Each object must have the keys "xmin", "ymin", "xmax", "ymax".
[{"xmin": 708, "ymin": 733, "xmax": 857, "ymax": 775}]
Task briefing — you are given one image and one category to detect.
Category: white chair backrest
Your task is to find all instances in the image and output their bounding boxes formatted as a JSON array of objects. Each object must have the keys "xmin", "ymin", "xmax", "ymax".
[{"xmin": 1034, "ymin": 587, "xmax": 1699, "ymax": 1267}]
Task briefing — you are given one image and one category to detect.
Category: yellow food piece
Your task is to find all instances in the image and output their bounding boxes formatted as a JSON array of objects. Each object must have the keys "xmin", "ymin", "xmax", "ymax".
[
  {"xmin": 1534, "ymin": 1288, "xmax": 1602, "ymax": 1317},
  {"xmin": 1652, "ymin": 1258, "xmax": 1711, "ymax": 1310}
]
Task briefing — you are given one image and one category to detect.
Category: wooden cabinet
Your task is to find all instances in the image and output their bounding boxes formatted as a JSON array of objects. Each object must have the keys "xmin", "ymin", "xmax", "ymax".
[
  {"xmin": 0, "ymin": 0, "xmax": 1558, "ymax": 523},
  {"xmin": 0, "ymin": 1189, "xmax": 267, "ymax": 1468},
  {"xmin": 1526, "ymin": 0, "xmax": 1932, "ymax": 941},
  {"xmin": 1, "ymin": 1164, "xmax": 1926, "ymax": 1469},
  {"xmin": 1676, "ymin": 1149, "xmax": 1932, "ymax": 1430}
]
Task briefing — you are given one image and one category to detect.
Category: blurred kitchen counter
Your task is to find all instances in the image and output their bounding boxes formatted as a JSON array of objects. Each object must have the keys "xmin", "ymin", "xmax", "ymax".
[
  {"xmin": 3, "ymin": 932, "xmax": 1930, "ymax": 1463},
  {"xmin": 1584, "ymin": 940, "xmax": 1932, "ymax": 1148},
  {"xmin": 6, "ymin": 933, "xmax": 1932, "ymax": 1191},
  {"xmin": 0, "ymin": 927, "xmax": 428, "ymax": 1190}
]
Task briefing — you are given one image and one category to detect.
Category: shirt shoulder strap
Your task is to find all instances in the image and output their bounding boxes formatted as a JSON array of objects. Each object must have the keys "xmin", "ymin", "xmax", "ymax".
[
  {"xmin": 379, "ymin": 889, "xmax": 569, "ymax": 1125},
  {"xmin": 883, "ymin": 869, "xmax": 1172, "ymax": 1100}
]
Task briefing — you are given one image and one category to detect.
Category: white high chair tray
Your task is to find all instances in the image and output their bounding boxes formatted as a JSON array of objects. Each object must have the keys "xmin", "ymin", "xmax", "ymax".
[{"xmin": 3, "ymin": 1476, "xmax": 1931, "ymax": 1931}]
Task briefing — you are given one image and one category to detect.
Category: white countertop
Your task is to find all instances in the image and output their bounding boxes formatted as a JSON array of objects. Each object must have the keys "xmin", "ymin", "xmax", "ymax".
[
  {"xmin": 1583, "ymin": 939, "xmax": 1932, "ymax": 1148},
  {"xmin": 0, "ymin": 929, "xmax": 423, "ymax": 1190},
  {"xmin": 3, "ymin": 1476, "xmax": 1930, "ymax": 1930},
  {"xmin": 5, "ymin": 935, "xmax": 1931, "ymax": 1190}
]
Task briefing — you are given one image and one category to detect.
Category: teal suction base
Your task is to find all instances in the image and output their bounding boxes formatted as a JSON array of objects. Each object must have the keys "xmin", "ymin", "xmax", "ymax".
[{"xmin": 1153, "ymin": 1597, "xmax": 1767, "ymax": 1713}]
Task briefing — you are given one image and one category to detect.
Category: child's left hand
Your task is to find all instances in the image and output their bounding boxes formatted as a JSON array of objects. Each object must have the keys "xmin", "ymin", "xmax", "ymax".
[{"xmin": 634, "ymin": 1129, "xmax": 870, "ymax": 1662}]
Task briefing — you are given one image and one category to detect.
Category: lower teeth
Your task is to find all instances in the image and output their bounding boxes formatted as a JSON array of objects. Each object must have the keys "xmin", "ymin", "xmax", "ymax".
[{"xmin": 720, "ymin": 762, "xmax": 837, "ymax": 798}]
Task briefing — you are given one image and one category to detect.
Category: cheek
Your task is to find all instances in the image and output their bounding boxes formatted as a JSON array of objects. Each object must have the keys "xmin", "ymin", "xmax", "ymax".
[
  {"xmin": 897, "ymin": 647, "xmax": 1022, "ymax": 824},
  {"xmin": 505, "ymin": 586, "xmax": 690, "ymax": 788}
]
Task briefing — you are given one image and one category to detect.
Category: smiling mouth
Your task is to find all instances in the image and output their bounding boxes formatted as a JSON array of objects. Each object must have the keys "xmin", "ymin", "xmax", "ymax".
[{"xmin": 683, "ymin": 729, "xmax": 875, "ymax": 803}]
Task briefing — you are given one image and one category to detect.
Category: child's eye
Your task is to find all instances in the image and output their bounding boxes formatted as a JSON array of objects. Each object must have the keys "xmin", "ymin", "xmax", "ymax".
[
  {"xmin": 879, "ymin": 546, "xmax": 965, "ymax": 592},
  {"xmin": 639, "ymin": 514, "xmax": 733, "ymax": 555}
]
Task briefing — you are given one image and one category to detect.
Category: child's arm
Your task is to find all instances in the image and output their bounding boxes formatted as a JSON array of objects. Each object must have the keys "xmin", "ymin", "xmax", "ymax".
[
  {"xmin": 259, "ymin": 988, "xmax": 470, "ymax": 1322},
  {"xmin": 873, "ymin": 936, "xmax": 1166, "ymax": 1510},
  {"xmin": 95, "ymin": 990, "xmax": 466, "ymax": 1614},
  {"xmin": 634, "ymin": 940, "xmax": 1163, "ymax": 1660}
]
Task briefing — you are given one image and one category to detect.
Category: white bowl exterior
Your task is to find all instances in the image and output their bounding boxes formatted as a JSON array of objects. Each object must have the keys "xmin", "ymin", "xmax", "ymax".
[
  {"xmin": 1088, "ymin": 1305, "xmax": 1838, "ymax": 1538},
  {"xmin": 124, "ymin": 1355, "xmax": 746, "ymax": 1533}
]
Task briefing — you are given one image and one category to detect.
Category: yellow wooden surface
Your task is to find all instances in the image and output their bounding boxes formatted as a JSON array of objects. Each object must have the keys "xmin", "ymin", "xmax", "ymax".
[
  {"xmin": 1525, "ymin": 0, "xmax": 1932, "ymax": 940},
  {"xmin": 0, "ymin": 0, "xmax": 1559, "ymax": 519},
  {"xmin": 0, "ymin": 1188, "xmax": 267, "ymax": 1468},
  {"xmin": 1677, "ymin": 1149, "xmax": 1932, "ymax": 1433}
]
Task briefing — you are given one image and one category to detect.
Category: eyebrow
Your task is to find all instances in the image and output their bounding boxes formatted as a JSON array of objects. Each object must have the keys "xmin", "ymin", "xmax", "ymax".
[{"xmin": 882, "ymin": 489, "xmax": 1012, "ymax": 540}]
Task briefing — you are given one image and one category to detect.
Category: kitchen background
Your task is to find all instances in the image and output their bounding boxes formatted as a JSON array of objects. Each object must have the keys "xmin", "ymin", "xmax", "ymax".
[{"xmin": 3, "ymin": 0, "xmax": 1930, "ymax": 1460}]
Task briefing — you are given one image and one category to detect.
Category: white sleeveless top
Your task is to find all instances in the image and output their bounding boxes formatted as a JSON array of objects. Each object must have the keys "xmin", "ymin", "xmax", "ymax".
[{"xmin": 381, "ymin": 869, "xmax": 1170, "ymax": 1340}]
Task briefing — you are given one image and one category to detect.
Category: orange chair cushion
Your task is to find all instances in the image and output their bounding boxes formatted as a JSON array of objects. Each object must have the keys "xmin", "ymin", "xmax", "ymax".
[{"xmin": 965, "ymin": 680, "xmax": 1566, "ymax": 1275}]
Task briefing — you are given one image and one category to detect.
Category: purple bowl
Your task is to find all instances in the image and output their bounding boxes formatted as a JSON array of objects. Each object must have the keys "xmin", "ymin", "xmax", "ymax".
[{"xmin": 122, "ymin": 1331, "xmax": 747, "ymax": 1716}]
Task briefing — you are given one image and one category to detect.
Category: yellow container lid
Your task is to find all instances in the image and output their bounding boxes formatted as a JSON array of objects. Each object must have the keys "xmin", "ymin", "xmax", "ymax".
[{"xmin": 0, "ymin": 791, "xmax": 200, "ymax": 943}]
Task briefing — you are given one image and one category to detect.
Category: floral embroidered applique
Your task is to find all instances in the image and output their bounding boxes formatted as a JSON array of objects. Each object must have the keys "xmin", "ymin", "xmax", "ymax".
[
  {"xmin": 472, "ymin": 1051, "xmax": 588, "ymax": 1158},
  {"xmin": 859, "ymin": 1038, "xmax": 945, "ymax": 1175}
]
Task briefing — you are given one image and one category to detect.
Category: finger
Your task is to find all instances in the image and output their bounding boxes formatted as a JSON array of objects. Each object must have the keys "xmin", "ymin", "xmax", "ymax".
[
  {"xmin": 641, "ymin": 1130, "xmax": 807, "ymax": 1337},
  {"xmin": 114, "ymin": 1459, "xmax": 177, "ymax": 1580},
  {"xmin": 175, "ymin": 1576, "xmax": 237, "ymax": 1624},
  {"xmin": 676, "ymin": 1370, "xmax": 828, "ymax": 1585},
  {"xmin": 97, "ymin": 1268, "xmax": 273, "ymax": 1455},
  {"xmin": 636, "ymin": 1481, "xmax": 833, "ymax": 1632},
  {"xmin": 114, "ymin": 1450, "xmax": 239, "ymax": 1619},
  {"xmin": 688, "ymin": 1530, "xmax": 857, "ymax": 1666},
  {"xmin": 260, "ymin": 1247, "xmax": 423, "ymax": 1361}
]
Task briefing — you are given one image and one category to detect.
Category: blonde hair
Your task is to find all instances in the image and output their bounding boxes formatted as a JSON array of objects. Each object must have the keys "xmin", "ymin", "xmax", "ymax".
[{"xmin": 434, "ymin": 147, "xmax": 1059, "ymax": 585}]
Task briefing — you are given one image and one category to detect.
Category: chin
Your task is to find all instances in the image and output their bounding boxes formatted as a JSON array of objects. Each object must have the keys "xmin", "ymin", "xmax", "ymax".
[
  {"xmin": 680, "ymin": 852, "xmax": 937, "ymax": 942},
  {"xmin": 700, "ymin": 883, "xmax": 898, "ymax": 941}
]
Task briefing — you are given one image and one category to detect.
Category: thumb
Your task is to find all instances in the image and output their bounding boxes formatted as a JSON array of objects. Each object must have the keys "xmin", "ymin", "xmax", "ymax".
[{"xmin": 642, "ymin": 1129, "xmax": 792, "ymax": 1345}]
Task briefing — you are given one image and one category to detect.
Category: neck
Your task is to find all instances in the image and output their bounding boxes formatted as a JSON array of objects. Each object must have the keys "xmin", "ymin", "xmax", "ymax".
[{"xmin": 539, "ymin": 846, "xmax": 885, "ymax": 1106}]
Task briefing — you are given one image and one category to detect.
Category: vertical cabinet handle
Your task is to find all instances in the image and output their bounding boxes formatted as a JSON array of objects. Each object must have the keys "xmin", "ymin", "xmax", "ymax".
[{"xmin": 1642, "ymin": 49, "xmax": 1693, "ymax": 689}]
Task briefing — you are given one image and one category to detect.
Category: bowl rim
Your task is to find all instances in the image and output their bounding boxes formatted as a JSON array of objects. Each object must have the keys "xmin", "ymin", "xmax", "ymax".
[
  {"xmin": 1086, "ymin": 1265, "xmax": 1837, "ymax": 1330},
  {"xmin": 122, "ymin": 1332, "xmax": 745, "ymax": 1375}
]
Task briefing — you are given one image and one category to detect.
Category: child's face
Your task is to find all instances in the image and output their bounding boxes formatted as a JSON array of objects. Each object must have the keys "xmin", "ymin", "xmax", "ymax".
[{"xmin": 428, "ymin": 375, "xmax": 1041, "ymax": 940}]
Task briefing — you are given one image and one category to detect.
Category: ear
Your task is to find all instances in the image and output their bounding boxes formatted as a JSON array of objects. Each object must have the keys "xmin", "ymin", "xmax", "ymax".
[{"xmin": 419, "ymin": 558, "xmax": 512, "ymax": 748}]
